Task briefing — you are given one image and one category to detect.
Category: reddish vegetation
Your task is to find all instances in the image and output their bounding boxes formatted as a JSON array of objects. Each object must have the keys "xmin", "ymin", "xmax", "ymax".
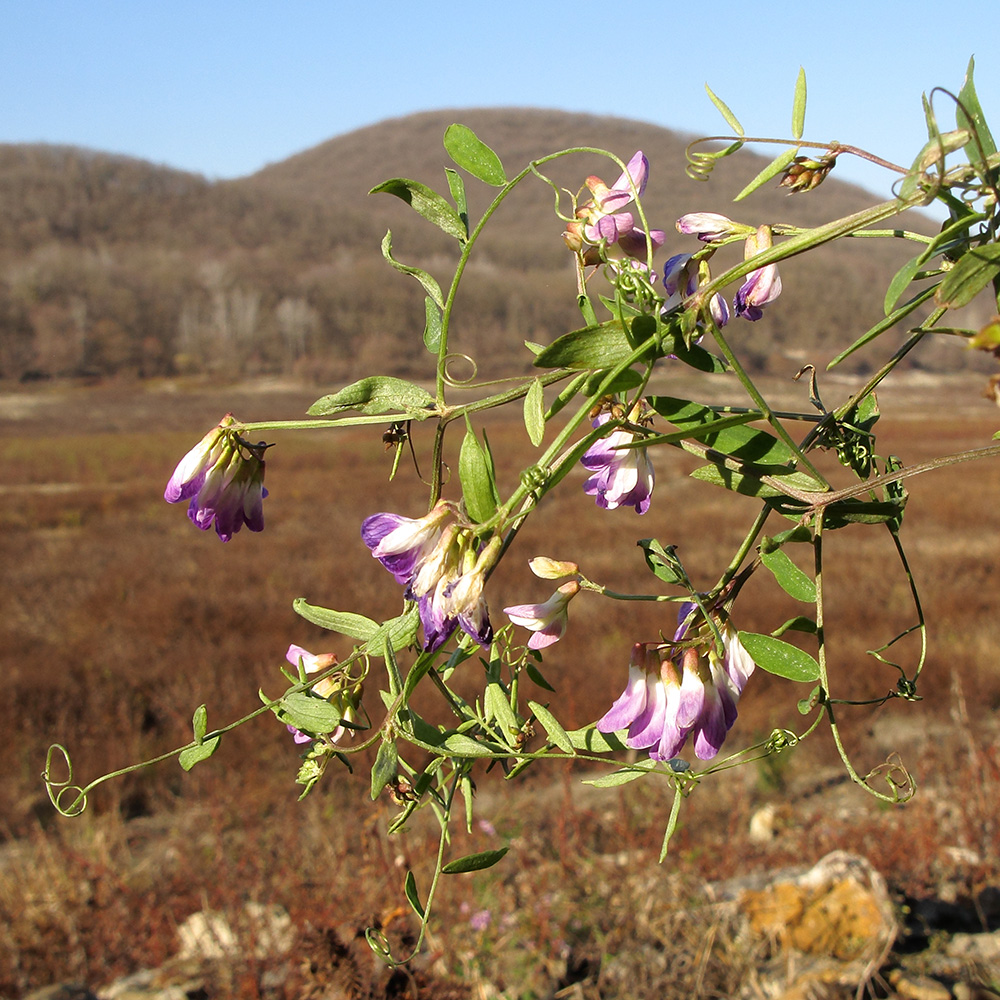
[{"xmin": 2, "ymin": 377, "xmax": 1000, "ymax": 997}]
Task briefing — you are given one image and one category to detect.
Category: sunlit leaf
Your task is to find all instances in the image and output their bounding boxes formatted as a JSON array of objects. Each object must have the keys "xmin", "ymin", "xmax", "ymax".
[
  {"xmin": 532, "ymin": 319, "xmax": 646, "ymax": 370},
  {"xmin": 378, "ymin": 230, "xmax": 444, "ymax": 308},
  {"xmin": 179, "ymin": 735, "xmax": 221, "ymax": 771},
  {"xmin": 370, "ymin": 177, "xmax": 467, "ymax": 241},
  {"xmin": 523, "ymin": 378, "xmax": 545, "ymax": 447},
  {"xmin": 761, "ymin": 548, "xmax": 816, "ymax": 603},
  {"xmin": 276, "ymin": 691, "xmax": 342, "ymax": 734},
  {"xmin": 738, "ymin": 632, "xmax": 820, "ymax": 682},
  {"xmin": 957, "ymin": 56, "xmax": 997, "ymax": 172},
  {"xmin": 404, "ymin": 870, "xmax": 424, "ymax": 918},
  {"xmin": 705, "ymin": 83, "xmax": 745, "ymax": 136},
  {"xmin": 444, "ymin": 166, "xmax": 469, "ymax": 236},
  {"xmin": 292, "ymin": 600, "xmax": 379, "ymax": 641},
  {"xmin": 308, "ymin": 376, "xmax": 434, "ymax": 417},
  {"xmin": 791, "ymin": 67, "xmax": 807, "ymax": 140},
  {"xmin": 443, "ymin": 124, "xmax": 506, "ymax": 186},
  {"xmin": 423, "ymin": 296, "xmax": 442, "ymax": 353},
  {"xmin": 935, "ymin": 244, "xmax": 1000, "ymax": 309},
  {"xmin": 734, "ymin": 147, "xmax": 798, "ymax": 202},
  {"xmin": 459, "ymin": 418, "xmax": 499, "ymax": 523},
  {"xmin": 528, "ymin": 701, "xmax": 575, "ymax": 754},
  {"xmin": 192, "ymin": 704, "xmax": 208, "ymax": 744}
]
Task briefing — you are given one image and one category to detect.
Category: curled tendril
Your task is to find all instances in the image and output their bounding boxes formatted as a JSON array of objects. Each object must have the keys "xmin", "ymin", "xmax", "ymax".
[
  {"xmin": 44, "ymin": 744, "xmax": 88, "ymax": 817},
  {"xmin": 684, "ymin": 137, "xmax": 745, "ymax": 183},
  {"xmin": 864, "ymin": 752, "xmax": 915, "ymax": 803},
  {"xmin": 767, "ymin": 729, "xmax": 800, "ymax": 753},
  {"xmin": 442, "ymin": 353, "xmax": 478, "ymax": 386}
]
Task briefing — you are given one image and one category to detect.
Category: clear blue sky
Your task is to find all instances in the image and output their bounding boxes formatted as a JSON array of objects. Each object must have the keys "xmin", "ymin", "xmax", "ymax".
[{"xmin": 1, "ymin": 0, "xmax": 997, "ymax": 206}]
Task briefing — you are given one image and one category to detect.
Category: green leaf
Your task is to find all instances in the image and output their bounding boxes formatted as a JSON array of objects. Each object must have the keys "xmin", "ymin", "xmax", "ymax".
[
  {"xmin": 443, "ymin": 124, "xmax": 507, "ymax": 186},
  {"xmin": 528, "ymin": 701, "xmax": 575, "ymax": 755},
  {"xmin": 583, "ymin": 761, "xmax": 658, "ymax": 787},
  {"xmin": 637, "ymin": 537, "xmax": 685, "ymax": 585},
  {"xmin": 276, "ymin": 691, "xmax": 343, "ymax": 734},
  {"xmin": 523, "ymin": 378, "xmax": 545, "ymax": 447},
  {"xmin": 444, "ymin": 166, "xmax": 469, "ymax": 236},
  {"xmin": 566, "ymin": 725, "xmax": 627, "ymax": 753},
  {"xmin": 293, "ymin": 600, "xmax": 379, "ymax": 641},
  {"xmin": 773, "ymin": 615, "xmax": 818, "ymax": 637},
  {"xmin": 192, "ymin": 704, "xmax": 208, "ymax": 744},
  {"xmin": 883, "ymin": 255, "xmax": 923, "ymax": 315},
  {"xmin": 459, "ymin": 419, "xmax": 499, "ymax": 523},
  {"xmin": 822, "ymin": 498, "xmax": 906, "ymax": 529},
  {"xmin": 525, "ymin": 661, "xmax": 555, "ymax": 693},
  {"xmin": 370, "ymin": 738, "xmax": 398, "ymax": 800},
  {"xmin": 957, "ymin": 56, "xmax": 997, "ymax": 171},
  {"xmin": 798, "ymin": 684, "xmax": 822, "ymax": 715},
  {"xmin": 423, "ymin": 296, "xmax": 442, "ymax": 353},
  {"xmin": 442, "ymin": 847, "xmax": 509, "ymax": 874},
  {"xmin": 705, "ymin": 83, "xmax": 745, "ymax": 136},
  {"xmin": 935, "ymin": 243, "xmax": 1000, "ymax": 309},
  {"xmin": 791, "ymin": 67, "xmax": 807, "ymax": 140},
  {"xmin": 691, "ymin": 464, "xmax": 821, "ymax": 500},
  {"xmin": 370, "ymin": 177, "xmax": 467, "ymax": 241},
  {"xmin": 308, "ymin": 376, "xmax": 434, "ymax": 417},
  {"xmin": 179, "ymin": 735, "xmax": 221, "ymax": 771},
  {"xmin": 760, "ymin": 548, "xmax": 816, "ymax": 603},
  {"xmin": 485, "ymin": 683, "xmax": 520, "ymax": 745},
  {"xmin": 734, "ymin": 147, "xmax": 799, "ymax": 202},
  {"xmin": 404, "ymin": 870, "xmax": 424, "ymax": 918},
  {"xmin": 577, "ymin": 368, "xmax": 644, "ymax": 397},
  {"xmin": 368, "ymin": 606, "xmax": 421, "ymax": 658},
  {"xmin": 532, "ymin": 319, "xmax": 653, "ymax": 370},
  {"xmin": 441, "ymin": 733, "xmax": 501, "ymax": 758},
  {"xmin": 738, "ymin": 632, "xmax": 820, "ymax": 682},
  {"xmin": 378, "ymin": 230, "xmax": 444, "ymax": 308}
]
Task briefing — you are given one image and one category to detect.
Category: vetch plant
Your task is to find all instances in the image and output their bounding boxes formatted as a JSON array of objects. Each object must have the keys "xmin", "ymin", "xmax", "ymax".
[{"xmin": 45, "ymin": 61, "xmax": 1000, "ymax": 966}]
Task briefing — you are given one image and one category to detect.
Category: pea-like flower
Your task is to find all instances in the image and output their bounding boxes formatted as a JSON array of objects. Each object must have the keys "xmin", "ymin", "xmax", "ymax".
[
  {"xmin": 675, "ymin": 212, "xmax": 748, "ymax": 243},
  {"xmin": 662, "ymin": 253, "xmax": 729, "ymax": 328},
  {"xmin": 734, "ymin": 225, "xmax": 782, "ymax": 321},
  {"xmin": 164, "ymin": 414, "xmax": 269, "ymax": 542},
  {"xmin": 563, "ymin": 150, "xmax": 666, "ymax": 263},
  {"xmin": 362, "ymin": 505, "xmax": 498, "ymax": 652},
  {"xmin": 504, "ymin": 579, "xmax": 580, "ymax": 650},
  {"xmin": 284, "ymin": 644, "xmax": 362, "ymax": 745},
  {"xmin": 580, "ymin": 410, "xmax": 654, "ymax": 514},
  {"xmin": 597, "ymin": 611, "xmax": 755, "ymax": 762}
]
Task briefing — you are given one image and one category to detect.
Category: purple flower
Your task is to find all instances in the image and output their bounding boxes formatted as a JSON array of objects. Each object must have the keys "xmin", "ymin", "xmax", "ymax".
[
  {"xmin": 362, "ymin": 506, "xmax": 498, "ymax": 652},
  {"xmin": 675, "ymin": 213, "xmax": 746, "ymax": 243},
  {"xmin": 580, "ymin": 412, "xmax": 654, "ymax": 514},
  {"xmin": 597, "ymin": 615, "xmax": 755, "ymax": 762},
  {"xmin": 662, "ymin": 253, "xmax": 729, "ymax": 328},
  {"xmin": 563, "ymin": 151, "xmax": 666, "ymax": 263},
  {"xmin": 164, "ymin": 414, "xmax": 269, "ymax": 542},
  {"xmin": 734, "ymin": 226, "xmax": 782, "ymax": 321},
  {"xmin": 504, "ymin": 579, "xmax": 580, "ymax": 650}
]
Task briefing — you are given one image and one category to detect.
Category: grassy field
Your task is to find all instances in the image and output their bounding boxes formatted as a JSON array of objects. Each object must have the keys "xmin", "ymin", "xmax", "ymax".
[{"xmin": 2, "ymin": 375, "xmax": 1000, "ymax": 998}]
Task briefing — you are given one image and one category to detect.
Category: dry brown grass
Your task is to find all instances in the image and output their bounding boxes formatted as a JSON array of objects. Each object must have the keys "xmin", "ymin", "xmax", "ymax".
[{"xmin": 2, "ymin": 375, "xmax": 1000, "ymax": 998}]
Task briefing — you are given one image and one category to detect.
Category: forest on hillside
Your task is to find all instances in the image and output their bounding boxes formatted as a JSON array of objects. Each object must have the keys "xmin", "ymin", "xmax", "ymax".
[{"xmin": 0, "ymin": 109, "xmax": 991, "ymax": 384}]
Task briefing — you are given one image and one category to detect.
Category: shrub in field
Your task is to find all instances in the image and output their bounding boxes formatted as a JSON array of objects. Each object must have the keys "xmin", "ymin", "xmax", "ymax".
[{"xmin": 45, "ymin": 61, "xmax": 1000, "ymax": 966}]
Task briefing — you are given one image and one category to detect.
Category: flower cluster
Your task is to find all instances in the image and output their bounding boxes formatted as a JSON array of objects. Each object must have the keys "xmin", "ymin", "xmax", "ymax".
[
  {"xmin": 662, "ymin": 253, "xmax": 729, "ymax": 328},
  {"xmin": 164, "ymin": 414, "xmax": 269, "ymax": 542},
  {"xmin": 284, "ymin": 644, "xmax": 363, "ymax": 744},
  {"xmin": 580, "ymin": 406, "xmax": 654, "ymax": 514},
  {"xmin": 563, "ymin": 150, "xmax": 665, "ymax": 265},
  {"xmin": 597, "ymin": 608, "xmax": 755, "ymax": 761},
  {"xmin": 362, "ymin": 503, "xmax": 500, "ymax": 651}
]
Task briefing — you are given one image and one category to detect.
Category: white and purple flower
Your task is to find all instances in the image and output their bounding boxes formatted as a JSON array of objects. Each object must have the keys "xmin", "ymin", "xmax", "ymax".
[
  {"xmin": 734, "ymin": 225, "xmax": 782, "ymax": 321},
  {"xmin": 164, "ymin": 414, "xmax": 269, "ymax": 542},
  {"xmin": 362, "ymin": 504, "xmax": 498, "ymax": 652},
  {"xmin": 580, "ymin": 411, "xmax": 654, "ymax": 514},
  {"xmin": 504, "ymin": 579, "xmax": 580, "ymax": 650},
  {"xmin": 597, "ymin": 611, "xmax": 755, "ymax": 762}
]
